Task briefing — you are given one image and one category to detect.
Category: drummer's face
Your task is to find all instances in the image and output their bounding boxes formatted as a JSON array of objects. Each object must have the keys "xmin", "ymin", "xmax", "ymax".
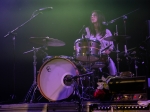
[{"xmin": 91, "ymin": 12, "xmax": 98, "ymax": 23}]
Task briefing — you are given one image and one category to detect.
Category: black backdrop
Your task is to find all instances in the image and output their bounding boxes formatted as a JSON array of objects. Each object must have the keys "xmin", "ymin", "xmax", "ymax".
[{"xmin": 0, "ymin": 0, "xmax": 150, "ymax": 103}]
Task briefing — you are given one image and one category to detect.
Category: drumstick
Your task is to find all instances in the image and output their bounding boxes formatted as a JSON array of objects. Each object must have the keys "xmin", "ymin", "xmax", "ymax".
[{"xmin": 101, "ymin": 44, "xmax": 112, "ymax": 52}]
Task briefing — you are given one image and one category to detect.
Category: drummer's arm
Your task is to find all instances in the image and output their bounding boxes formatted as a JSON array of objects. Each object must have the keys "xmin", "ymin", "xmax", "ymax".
[
  {"xmin": 82, "ymin": 27, "xmax": 90, "ymax": 38},
  {"xmin": 105, "ymin": 49, "xmax": 112, "ymax": 55},
  {"xmin": 105, "ymin": 41, "xmax": 114, "ymax": 55}
]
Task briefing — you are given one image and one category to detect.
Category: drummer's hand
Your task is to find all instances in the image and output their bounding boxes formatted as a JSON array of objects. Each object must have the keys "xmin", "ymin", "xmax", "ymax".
[{"xmin": 105, "ymin": 49, "xmax": 111, "ymax": 55}]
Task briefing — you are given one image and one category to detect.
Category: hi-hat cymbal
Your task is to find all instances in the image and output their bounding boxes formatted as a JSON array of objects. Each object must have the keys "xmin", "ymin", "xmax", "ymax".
[
  {"xmin": 30, "ymin": 37, "xmax": 65, "ymax": 46},
  {"xmin": 104, "ymin": 35, "xmax": 130, "ymax": 42}
]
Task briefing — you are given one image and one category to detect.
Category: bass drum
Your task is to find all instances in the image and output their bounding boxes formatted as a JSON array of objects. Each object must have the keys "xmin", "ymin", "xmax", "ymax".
[{"xmin": 37, "ymin": 57, "xmax": 80, "ymax": 101}]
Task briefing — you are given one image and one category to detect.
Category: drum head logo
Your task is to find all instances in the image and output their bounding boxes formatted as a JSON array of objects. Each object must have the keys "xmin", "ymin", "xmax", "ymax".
[{"xmin": 46, "ymin": 66, "xmax": 51, "ymax": 72}]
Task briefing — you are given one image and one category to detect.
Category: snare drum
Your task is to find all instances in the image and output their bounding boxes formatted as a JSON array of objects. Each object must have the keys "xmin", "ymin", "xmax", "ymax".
[
  {"xmin": 74, "ymin": 38, "xmax": 100, "ymax": 62},
  {"xmin": 37, "ymin": 57, "xmax": 83, "ymax": 101},
  {"xmin": 55, "ymin": 55, "xmax": 74, "ymax": 61}
]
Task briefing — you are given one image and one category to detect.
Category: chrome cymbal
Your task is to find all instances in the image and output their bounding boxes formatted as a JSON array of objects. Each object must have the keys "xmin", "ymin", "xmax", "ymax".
[
  {"xmin": 30, "ymin": 37, "xmax": 65, "ymax": 46},
  {"xmin": 104, "ymin": 35, "xmax": 130, "ymax": 42}
]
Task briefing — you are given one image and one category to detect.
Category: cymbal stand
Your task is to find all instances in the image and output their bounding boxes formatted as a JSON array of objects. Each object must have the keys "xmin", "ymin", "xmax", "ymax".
[
  {"xmin": 23, "ymin": 47, "xmax": 41, "ymax": 103},
  {"xmin": 116, "ymin": 43, "xmax": 120, "ymax": 76},
  {"xmin": 114, "ymin": 25, "xmax": 120, "ymax": 76},
  {"xmin": 67, "ymin": 72, "xmax": 93, "ymax": 112},
  {"xmin": 85, "ymin": 42, "xmax": 96, "ymax": 97},
  {"xmin": 134, "ymin": 57, "xmax": 138, "ymax": 77},
  {"xmin": 79, "ymin": 55, "xmax": 92, "ymax": 100},
  {"xmin": 85, "ymin": 54, "xmax": 94, "ymax": 99}
]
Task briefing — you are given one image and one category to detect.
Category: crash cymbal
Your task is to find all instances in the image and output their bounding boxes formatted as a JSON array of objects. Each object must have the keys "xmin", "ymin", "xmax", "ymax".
[
  {"xmin": 104, "ymin": 35, "xmax": 130, "ymax": 42},
  {"xmin": 30, "ymin": 37, "xmax": 65, "ymax": 46}
]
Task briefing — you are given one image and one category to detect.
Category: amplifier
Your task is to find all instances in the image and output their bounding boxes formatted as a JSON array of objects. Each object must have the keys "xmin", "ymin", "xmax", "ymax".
[
  {"xmin": 108, "ymin": 76, "xmax": 146, "ymax": 93},
  {"xmin": 89, "ymin": 103, "xmax": 150, "ymax": 112}
]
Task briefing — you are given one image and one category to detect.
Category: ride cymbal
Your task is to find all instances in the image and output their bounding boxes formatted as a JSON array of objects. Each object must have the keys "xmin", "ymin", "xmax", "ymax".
[
  {"xmin": 104, "ymin": 35, "xmax": 130, "ymax": 42},
  {"xmin": 30, "ymin": 37, "xmax": 65, "ymax": 46}
]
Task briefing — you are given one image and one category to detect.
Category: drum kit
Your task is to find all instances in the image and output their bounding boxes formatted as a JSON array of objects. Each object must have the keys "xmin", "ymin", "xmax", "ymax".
[{"xmin": 23, "ymin": 35, "xmax": 132, "ymax": 103}]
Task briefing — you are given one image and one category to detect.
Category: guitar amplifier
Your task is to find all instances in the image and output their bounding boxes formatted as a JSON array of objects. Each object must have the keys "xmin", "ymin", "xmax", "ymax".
[
  {"xmin": 108, "ymin": 76, "xmax": 147, "ymax": 101},
  {"xmin": 89, "ymin": 103, "xmax": 150, "ymax": 112},
  {"xmin": 108, "ymin": 76, "xmax": 146, "ymax": 93}
]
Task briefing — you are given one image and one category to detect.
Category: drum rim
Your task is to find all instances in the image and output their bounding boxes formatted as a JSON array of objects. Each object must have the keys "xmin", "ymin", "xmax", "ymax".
[
  {"xmin": 74, "ymin": 38, "xmax": 100, "ymax": 43},
  {"xmin": 74, "ymin": 54, "xmax": 100, "ymax": 62},
  {"xmin": 37, "ymin": 57, "xmax": 79, "ymax": 101},
  {"xmin": 74, "ymin": 46, "xmax": 100, "ymax": 50}
]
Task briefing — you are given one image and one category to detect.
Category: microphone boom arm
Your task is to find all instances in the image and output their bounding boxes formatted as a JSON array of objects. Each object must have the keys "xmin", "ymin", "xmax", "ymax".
[
  {"xmin": 4, "ymin": 10, "xmax": 42, "ymax": 38},
  {"xmin": 105, "ymin": 8, "xmax": 139, "ymax": 25}
]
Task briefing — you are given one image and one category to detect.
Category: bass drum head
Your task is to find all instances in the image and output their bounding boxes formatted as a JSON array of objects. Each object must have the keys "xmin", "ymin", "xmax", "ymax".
[{"xmin": 37, "ymin": 58, "xmax": 79, "ymax": 101}]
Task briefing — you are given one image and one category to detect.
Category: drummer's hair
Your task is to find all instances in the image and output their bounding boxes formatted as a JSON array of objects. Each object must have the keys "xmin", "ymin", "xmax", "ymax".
[{"xmin": 90, "ymin": 10, "xmax": 106, "ymax": 37}]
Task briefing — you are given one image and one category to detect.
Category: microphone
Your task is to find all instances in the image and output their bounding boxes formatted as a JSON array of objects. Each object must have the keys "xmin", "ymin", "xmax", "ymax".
[
  {"xmin": 38, "ymin": 7, "xmax": 53, "ymax": 11},
  {"xmin": 102, "ymin": 22, "xmax": 108, "ymax": 26}
]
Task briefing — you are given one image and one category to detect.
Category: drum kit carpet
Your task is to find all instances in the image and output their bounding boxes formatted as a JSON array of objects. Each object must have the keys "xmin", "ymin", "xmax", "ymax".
[{"xmin": 23, "ymin": 35, "xmax": 132, "ymax": 103}]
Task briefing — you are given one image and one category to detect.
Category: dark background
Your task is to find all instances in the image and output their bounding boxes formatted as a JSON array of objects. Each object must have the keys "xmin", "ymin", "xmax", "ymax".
[{"xmin": 0, "ymin": 0, "xmax": 150, "ymax": 103}]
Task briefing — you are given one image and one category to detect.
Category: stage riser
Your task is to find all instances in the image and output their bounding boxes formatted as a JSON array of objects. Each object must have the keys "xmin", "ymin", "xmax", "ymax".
[
  {"xmin": 0, "ymin": 103, "xmax": 88, "ymax": 112},
  {"xmin": 0, "ymin": 103, "xmax": 149, "ymax": 112}
]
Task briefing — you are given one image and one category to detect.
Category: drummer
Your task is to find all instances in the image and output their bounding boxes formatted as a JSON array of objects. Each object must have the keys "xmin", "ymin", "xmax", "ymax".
[{"xmin": 83, "ymin": 10, "xmax": 117, "ymax": 76}]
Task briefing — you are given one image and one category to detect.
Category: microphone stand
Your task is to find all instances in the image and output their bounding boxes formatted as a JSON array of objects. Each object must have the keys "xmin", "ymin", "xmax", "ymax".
[
  {"xmin": 104, "ymin": 8, "xmax": 139, "ymax": 26},
  {"xmin": 23, "ymin": 46, "xmax": 44, "ymax": 103},
  {"xmin": 3, "ymin": 10, "xmax": 42, "ymax": 102}
]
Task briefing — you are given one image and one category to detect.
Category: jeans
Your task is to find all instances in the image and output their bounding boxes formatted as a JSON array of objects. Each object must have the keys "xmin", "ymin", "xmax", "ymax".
[{"xmin": 107, "ymin": 56, "xmax": 117, "ymax": 76}]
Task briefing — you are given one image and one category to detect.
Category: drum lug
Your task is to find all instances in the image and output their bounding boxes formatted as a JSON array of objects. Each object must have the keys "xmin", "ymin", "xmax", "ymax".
[
  {"xmin": 90, "ymin": 42, "xmax": 93, "ymax": 46},
  {"xmin": 79, "ymin": 48, "xmax": 81, "ymax": 53},
  {"xmin": 90, "ymin": 48, "xmax": 92, "ymax": 54},
  {"xmin": 78, "ymin": 42, "xmax": 81, "ymax": 47}
]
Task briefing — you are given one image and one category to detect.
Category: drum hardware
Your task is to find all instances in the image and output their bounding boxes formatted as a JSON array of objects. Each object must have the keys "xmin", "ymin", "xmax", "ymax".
[
  {"xmin": 65, "ymin": 71, "xmax": 94, "ymax": 101},
  {"xmin": 3, "ymin": 9, "xmax": 43, "ymax": 102},
  {"xmin": 63, "ymin": 71, "xmax": 94, "ymax": 101},
  {"xmin": 104, "ymin": 35, "xmax": 131, "ymax": 76},
  {"xmin": 133, "ymin": 57, "xmax": 139, "ymax": 77},
  {"xmin": 120, "ymin": 46, "xmax": 141, "ymax": 77},
  {"xmin": 116, "ymin": 43, "xmax": 120, "ymax": 76},
  {"xmin": 74, "ymin": 38, "xmax": 101, "ymax": 100},
  {"xmin": 74, "ymin": 38, "xmax": 100, "ymax": 96},
  {"xmin": 23, "ymin": 46, "xmax": 45, "ymax": 103},
  {"xmin": 30, "ymin": 36, "xmax": 65, "ymax": 46},
  {"xmin": 42, "ymin": 55, "xmax": 53, "ymax": 63},
  {"xmin": 64, "ymin": 72, "xmax": 94, "ymax": 81}
]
